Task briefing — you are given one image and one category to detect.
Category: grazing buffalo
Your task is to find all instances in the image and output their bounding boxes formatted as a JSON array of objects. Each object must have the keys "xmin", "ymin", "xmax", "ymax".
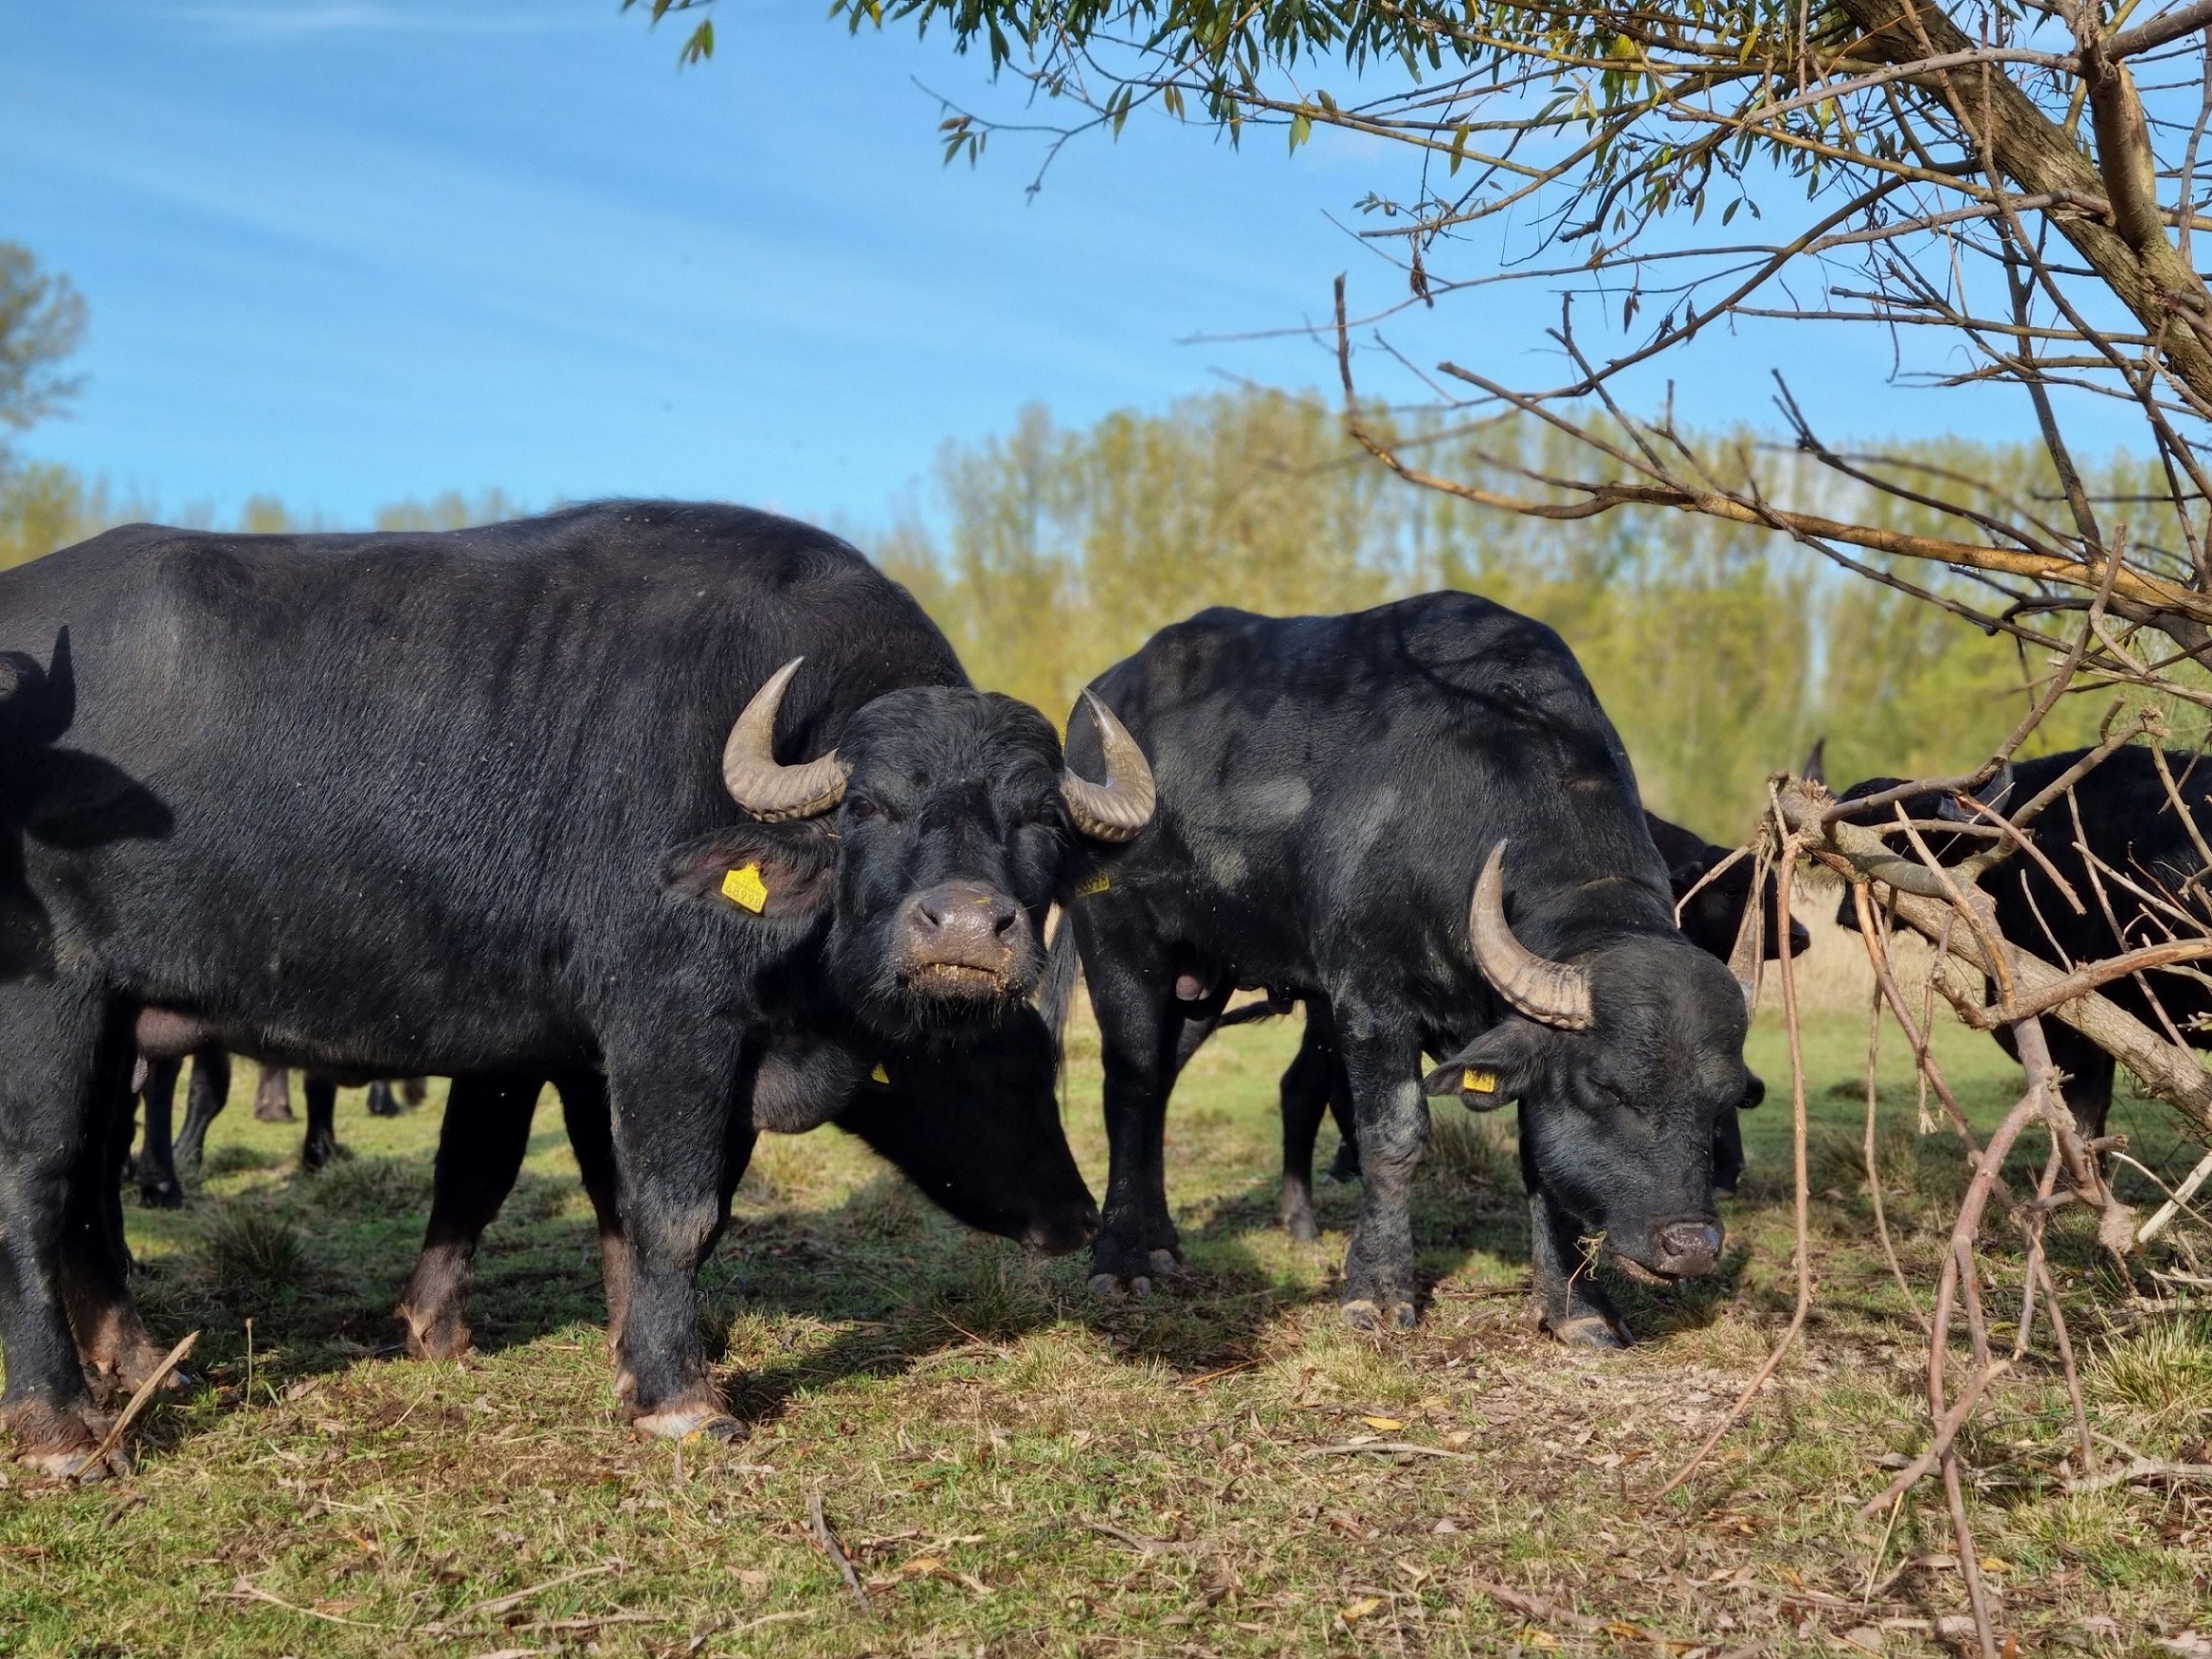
[
  {"xmin": 394, "ymin": 1005, "xmax": 1094, "ymax": 1361},
  {"xmin": 0, "ymin": 501, "xmax": 1150, "ymax": 1474},
  {"xmin": 1051, "ymin": 594, "xmax": 1756, "ymax": 1344},
  {"xmin": 1834, "ymin": 745, "xmax": 2212, "ymax": 1140},
  {"xmin": 1174, "ymin": 808, "xmax": 1798, "ymax": 1244}
]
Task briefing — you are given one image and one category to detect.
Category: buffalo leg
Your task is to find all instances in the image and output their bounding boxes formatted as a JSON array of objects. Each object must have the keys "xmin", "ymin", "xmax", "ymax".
[
  {"xmin": 396, "ymin": 1074, "xmax": 543, "ymax": 1360},
  {"xmin": 2045, "ymin": 1024, "xmax": 2118, "ymax": 1143},
  {"xmin": 299, "ymin": 1074, "xmax": 342, "ymax": 1170},
  {"xmin": 1084, "ymin": 953, "xmax": 1188, "ymax": 1293},
  {"xmin": 1334, "ymin": 1015, "xmax": 1428, "ymax": 1331},
  {"xmin": 365, "ymin": 1080, "xmax": 401, "ymax": 1118},
  {"xmin": 1278, "ymin": 1012, "xmax": 1336, "ymax": 1243},
  {"xmin": 64, "ymin": 1043, "xmax": 172, "ymax": 1408},
  {"xmin": 132, "ymin": 1056, "xmax": 185, "ymax": 1209},
  {"xmin": 172, "ymin": 1046, "xmax": 231, "ymax": 1171},
  {"xmin": 556, "ymin": 1073, "xmax": 634, "ymax": 1354},
  {"xmin": 0, "ymin": 978, "xmax": 124, "ymax": 1476},
  {"xmin": 1712, "ymin": 1106, "xmax": 1746, "ymax": 1200},
  {"xmin": 1526, "ymin": 1150, "xmax": 1631, "ymax": 1348},
  {"xmin": 601, "ymin": 1040, "xmax": 746, "ymax": 1440},
  {"xmin": 253, "ymin": 1063, "xmax": 293, "ymax": 1123}
]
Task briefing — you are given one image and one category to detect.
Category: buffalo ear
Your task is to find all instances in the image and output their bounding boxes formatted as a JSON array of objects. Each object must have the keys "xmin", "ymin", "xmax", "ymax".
[
  {"xmin": 660, "ymin": 820, "xmax": 838, "ymax": 920},
  {"xmin": 1422, "ymin": 1019, "xmax": 1553, "ymax": 1111}
]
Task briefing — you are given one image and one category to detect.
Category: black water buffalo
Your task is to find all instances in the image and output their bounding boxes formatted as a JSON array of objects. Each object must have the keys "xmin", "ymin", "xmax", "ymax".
[
  {"xmin": 1834, "ymin": 745, "xmax": 2212, "ymax": 1140},
  {"xmin": 1172, "ymin": 808, "xmax": 1798, "ymax": 1245},
  {"xmin": 0, "ymin": 500, "xmax": 1151, "ymax": 1475},
  {"xmin": 394, "ymin": 1004, "xmax": 1093, "ymax": 1361},
  {"xmin": 1052, "ymin": 594, "xmax": 1755, "ymax": 1345}
]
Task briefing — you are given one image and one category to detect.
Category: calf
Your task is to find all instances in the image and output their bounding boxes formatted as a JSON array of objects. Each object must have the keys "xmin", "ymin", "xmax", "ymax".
[
  {"xmin": 1836, "ymin": 745, "xmax": 2212, "ymax": 1140},
  {"xmin": 1055, "ymin": 594, "xmax": 1755, "ymax": 1345}
]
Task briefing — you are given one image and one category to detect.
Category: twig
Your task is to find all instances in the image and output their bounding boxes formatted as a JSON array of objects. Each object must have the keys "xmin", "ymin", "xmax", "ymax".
[
  {"xmin": 223, "ymin": 1577, "xmax": 385, "ymax": 1629},
  {"xmin": 2138, "ymin": 1143, "xmax": 2212, "ymax": 1244},
  {"xmin": 1307, "ymin": 1441, "xmax": 1484, "ymax": 1461},
  {"xmin": 423, "ymin": 1565, "xmax": 615, "ymax": 1633},
  {"xmin": 1856, "ymin": 1361, "xmax": 2012, "ymax": 1517},
  {"xmin": 2066, "ymin": 1455, "xmax": 2212, "ymax": 1491},
  {"xmin": 809, "ymin": 1492, "xmax": 868, "ymax": 1608},
  {"xmin": 81, "ymin": 1331, "xmax": 198, "ymax": 1478},
  {"xmin": 1465, "ymin": 1578, "xmax": 1606, "ymax": 1633}
]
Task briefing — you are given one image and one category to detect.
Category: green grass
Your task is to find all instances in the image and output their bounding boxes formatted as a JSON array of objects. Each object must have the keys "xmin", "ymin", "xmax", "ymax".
[{"xmin": 0, "ymin": 1008, "xmax": 2206, "ymax": 1656}]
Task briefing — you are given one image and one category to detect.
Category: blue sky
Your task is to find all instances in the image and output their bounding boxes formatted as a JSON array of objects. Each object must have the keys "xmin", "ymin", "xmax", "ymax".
[{"xmin": 2, "ymin": 0, "xmax": 2089, "ymax": 530}]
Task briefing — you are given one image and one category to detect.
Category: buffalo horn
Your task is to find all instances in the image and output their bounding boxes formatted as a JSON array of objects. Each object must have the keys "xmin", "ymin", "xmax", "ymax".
[
  {"xmin": 720, "ymin": 658, "xmax": 849, "ymax": 821},
  {"xmin": 1060, "ymin": 690, "xmax": 1157, "ymax": 842},
  {"xmin": 1467, "ymin": 840, "xmax": 1594, "ymax": 1031}
]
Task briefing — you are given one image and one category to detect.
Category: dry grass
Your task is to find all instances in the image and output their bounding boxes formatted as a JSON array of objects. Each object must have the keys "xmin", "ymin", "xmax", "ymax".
[{"xmin": 0, "ymin": 1006, "xmax": 2204, "ymax": 1656}]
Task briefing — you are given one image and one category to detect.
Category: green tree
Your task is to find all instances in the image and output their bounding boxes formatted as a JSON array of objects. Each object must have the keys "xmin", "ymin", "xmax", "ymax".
[{"xmin": 0, "ymin": 242, "xmax": 86, "ymax": 453}]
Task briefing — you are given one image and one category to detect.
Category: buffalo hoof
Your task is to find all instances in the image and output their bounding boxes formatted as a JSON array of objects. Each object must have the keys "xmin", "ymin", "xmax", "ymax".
[
  {"xmin": 1551, "ymin": 1313, "xmax": 1632, "ymax": 1349},
  {"xmin": 633, "ymin": 1402, "xmax": 748, "ymax": 1443},
  {"xmin": 4, "ymin": 1402, "xmax": 124, "ymax": 1482},
  {"xmin": 1087, "ymin": 1272, "xmax": 1153, "ymax": 1298},
  {"xmin": 300, "ymin": 1140, "xmax": 349, "ymax": 1173},
  {"xmin": 398, "ymin": 1312, "xmax": 472, "ymax": 1364},
  {"xmin": 1342, "ymin": 1297, "xmax": 1417, "ymax": 1333},
  {"xmin": 1147, "ymin": 1248, "xmax": 1181, "ymax": 1275},
  {"xmin": 1282, "ymin": 1208, "xmax": 1320, "ymax": 1244},
  {"xmin": 254, "ymin": 1100, "xmax": 294, "ymax": 1123},
  {"xmin": 135, "ymin": 1181, "xmax": 184, "ymax": 1211}
]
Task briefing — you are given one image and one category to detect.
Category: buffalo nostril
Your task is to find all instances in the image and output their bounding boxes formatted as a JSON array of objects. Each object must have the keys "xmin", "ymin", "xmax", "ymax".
[{"xmin": 1658, "ymin": 1221, "xmax": 1724, "ymax": 1273}]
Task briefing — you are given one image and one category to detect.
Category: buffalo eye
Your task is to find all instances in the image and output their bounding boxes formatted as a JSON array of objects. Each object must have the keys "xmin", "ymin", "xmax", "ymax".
[{"xmin": 846, "ymin": 796, "xmax": 888, "ymax": 823}]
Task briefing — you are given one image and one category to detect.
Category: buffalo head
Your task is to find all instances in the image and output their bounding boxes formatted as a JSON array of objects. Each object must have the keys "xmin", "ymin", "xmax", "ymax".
[
  {"xmin": 663, "ymin": 659, "xmax": 1153, "ymax": 1040},
  {"xmin": 1423, "ymin": 841, "xmax": 1754, "ymax": 1283}
]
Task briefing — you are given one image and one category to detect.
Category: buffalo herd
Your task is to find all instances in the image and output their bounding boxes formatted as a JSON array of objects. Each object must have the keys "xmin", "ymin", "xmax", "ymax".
[{"xmin": 0, "ymin": 500, "xmax": 2198, "ymax": 1478}]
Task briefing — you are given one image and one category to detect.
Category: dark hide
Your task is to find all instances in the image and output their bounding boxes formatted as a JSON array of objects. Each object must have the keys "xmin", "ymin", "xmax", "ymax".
[
  {"xmin": 0, "ymin": 500, "xmax": 1093, "ymax": 1471},
  {"xmin": 1835, "ymin": 746, "xmax": 2212, "ymax": 1140},
  {"xmin": 1057, "ymin": 595, "xmax": 1752, "ymax": 1345},
  {"xmin": 1201, "ymin": 809, "xmax": 1790, "ymax": 1241},
  {"xmin": 394, "ymin": 1007, "xmax": 1096, "ymax": 1360}
]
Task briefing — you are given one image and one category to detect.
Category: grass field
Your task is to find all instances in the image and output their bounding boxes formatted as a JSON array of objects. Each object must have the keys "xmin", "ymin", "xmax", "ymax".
[{"xmin": 1, "ymin": 1003, "xmax": 2207, "ymax": 1657}]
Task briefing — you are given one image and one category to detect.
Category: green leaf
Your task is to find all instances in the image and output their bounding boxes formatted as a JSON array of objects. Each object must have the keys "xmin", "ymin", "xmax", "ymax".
[{"xmin": 1289, "ymin": 110, "xmax": 1313, "ymax": 152}]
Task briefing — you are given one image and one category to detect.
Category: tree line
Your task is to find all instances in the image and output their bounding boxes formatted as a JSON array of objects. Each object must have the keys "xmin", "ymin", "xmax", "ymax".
[{"xmin": 862, "ymin": 390, "xmax": 2170, "ymax": 841}]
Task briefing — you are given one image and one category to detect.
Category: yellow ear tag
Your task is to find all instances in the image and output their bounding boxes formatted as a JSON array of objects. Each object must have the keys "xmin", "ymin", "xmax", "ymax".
[
  {"xmin": 1073, "ymin": 871, "xmax": 1111, "ymax": 899},
  {"xmin": 1462, "ymin": 1068, "xmax": 1499, "ymax": 1095},
  {"xmin": 720, "ymin": 863, "xmax": 769, "ymax": 914},
  {"xmin": 870, "ymin": 1062, "xmax": 890, "ymax": 1085}
]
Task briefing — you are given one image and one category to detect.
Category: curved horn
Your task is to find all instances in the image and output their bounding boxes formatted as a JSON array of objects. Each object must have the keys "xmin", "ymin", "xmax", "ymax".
[
  {"xmin": 1467, "ymin": 840, "xmax": 1594, "ymax": 1031},
  {"xmin": 720, "ymin": 658, "xmax": 848, "ymax": 820},
  {"xmin": 1061, "ymin": 690, "xmax": 1157, "ymax": 842}
]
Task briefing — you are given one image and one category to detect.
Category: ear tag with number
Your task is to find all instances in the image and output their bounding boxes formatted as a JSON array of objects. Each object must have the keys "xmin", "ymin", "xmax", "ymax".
[
  {"xmin": 1461, "ymin": 1068, "xmax": 1499, "ymax": 1095},
  {"xmin": 1073, "ymin": 870, "xmax": 1111, "ymax": 899},
  {"xmin": 721, "ymin": 863, "xmax": 769, "ymax": 914},
  {"xmin": 870, "ymin": 1062, "xmax": 891, "ymax": 1085}
]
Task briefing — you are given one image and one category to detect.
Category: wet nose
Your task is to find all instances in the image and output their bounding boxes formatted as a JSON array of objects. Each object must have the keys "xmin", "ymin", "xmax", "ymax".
[
  {"xmin": 900, "ymin": 881, "xmax": 1028, "ymax": 976},
  {"xmin": 1655, "ymin": 1219, "xmax": 1724, "ymax": 1277}
]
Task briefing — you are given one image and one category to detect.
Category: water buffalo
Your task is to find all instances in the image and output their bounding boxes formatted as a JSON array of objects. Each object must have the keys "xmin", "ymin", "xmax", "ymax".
[
  {"xmin": 1168, "ymin": 808, "xmax": 1798, "ymax": 1244},
  {"xmin": 1051, "ymin": 594, "xmax": 1755, "ymax": 1345},
  {"xmin": 1834, "ymin": 745, "xmax": 2212, "ymax": 1141},
  {"xmin": 0, "ymin": 500, "xmax": 1150, "ymax": 1475},
  {"xmin": 394, "ymin": 1004, "xmax": 1094, "ymax": 1362}
]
